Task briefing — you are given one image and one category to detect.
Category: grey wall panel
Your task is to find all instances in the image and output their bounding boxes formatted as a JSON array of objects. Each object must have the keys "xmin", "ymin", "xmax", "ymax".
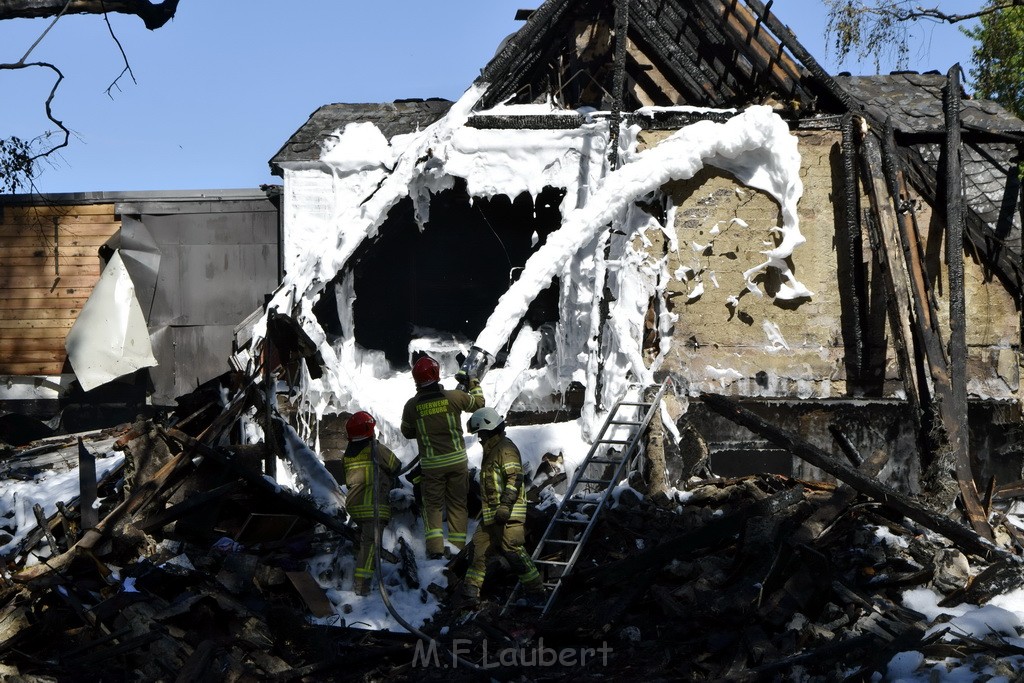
[
  {"xmin": 177, "ymin": 244, "xmax": 278, "ymax": 325},
  {"xmin": 169, "ymin": 325, "xmax": 237, "ymax": 403}
]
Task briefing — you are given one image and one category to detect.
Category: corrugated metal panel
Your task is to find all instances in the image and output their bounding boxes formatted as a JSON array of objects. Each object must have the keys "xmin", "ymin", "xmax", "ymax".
[{"xmin": 0, "ymin": 203, "xmax": 118, "ymax": 376}]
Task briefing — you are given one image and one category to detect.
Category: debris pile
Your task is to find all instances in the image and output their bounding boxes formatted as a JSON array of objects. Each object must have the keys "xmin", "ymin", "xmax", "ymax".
[{"xmin": 1, "ymin": 379, "xmax": 1024, "ymax": 681}]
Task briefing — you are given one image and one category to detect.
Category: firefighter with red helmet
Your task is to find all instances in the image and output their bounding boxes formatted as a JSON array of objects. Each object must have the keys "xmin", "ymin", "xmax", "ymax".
[
  {"xmin": 401, "ymin": 355, "xmax": 485, "ymax": 559},
  {"xmin": 342, "ymin": 410, "xmax": 400, "ymax": 596}
]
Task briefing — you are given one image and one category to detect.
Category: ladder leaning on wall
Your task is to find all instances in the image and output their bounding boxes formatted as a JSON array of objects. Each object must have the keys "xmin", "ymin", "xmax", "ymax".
[{"xmin": 501, "ymin": 380, "xmax": 672, "ymax": 617}]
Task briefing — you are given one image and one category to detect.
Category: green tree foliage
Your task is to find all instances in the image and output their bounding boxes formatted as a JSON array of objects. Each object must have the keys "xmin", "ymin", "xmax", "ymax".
[
  {"xmin": 824, "ymin": 1, "xmax": 1021, "ymax": 78},
  {"xmin": 963, "ymin": 3, "xmax": 1024, "ymax": 118},
  {"xmin": 0, "ymin": 136, "xmax": 33, "ymax": 193}
]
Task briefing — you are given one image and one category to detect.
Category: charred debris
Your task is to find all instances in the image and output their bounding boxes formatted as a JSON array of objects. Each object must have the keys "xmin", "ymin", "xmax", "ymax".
[{"xmin": 1, "ymin": 355, "xmax": 1024, "ymax": 681}]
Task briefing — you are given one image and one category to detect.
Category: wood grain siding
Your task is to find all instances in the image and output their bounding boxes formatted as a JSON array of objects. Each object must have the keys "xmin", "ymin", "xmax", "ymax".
[{"xmin": 0, "ymin": 203, "xmax": 119, "ymax": 375}]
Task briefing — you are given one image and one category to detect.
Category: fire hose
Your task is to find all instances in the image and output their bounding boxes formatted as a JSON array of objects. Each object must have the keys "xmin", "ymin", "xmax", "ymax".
[{"xmin": 370, "ymin": 440, "xmax": 483, "ymax": 673}]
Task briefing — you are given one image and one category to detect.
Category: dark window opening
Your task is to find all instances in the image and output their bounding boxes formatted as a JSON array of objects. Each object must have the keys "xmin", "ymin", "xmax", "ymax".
[{"xmin": 316, "ymin": 181, "xmax": 565, "ymax": 368}]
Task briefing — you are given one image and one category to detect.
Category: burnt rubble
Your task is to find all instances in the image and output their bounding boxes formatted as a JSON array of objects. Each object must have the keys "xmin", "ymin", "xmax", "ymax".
[{"xmin": 1, "ymin": 375, "xmax": 1024, "ymax": 681}]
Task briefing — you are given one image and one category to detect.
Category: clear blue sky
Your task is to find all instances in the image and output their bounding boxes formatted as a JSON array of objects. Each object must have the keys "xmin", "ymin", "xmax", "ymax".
[{"xmin": 1, "ymin": 1, "xmax": 979, "ymax": 194}]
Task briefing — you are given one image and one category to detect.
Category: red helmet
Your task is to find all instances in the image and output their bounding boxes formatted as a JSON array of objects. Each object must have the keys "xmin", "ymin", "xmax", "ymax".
[
  {"xmin": 346, "ymin": 411, "xmax": 376, "ymax": 440},
  {"xmin": 412, "ymin": 356, "xmax": 440, "ymax": 387}
]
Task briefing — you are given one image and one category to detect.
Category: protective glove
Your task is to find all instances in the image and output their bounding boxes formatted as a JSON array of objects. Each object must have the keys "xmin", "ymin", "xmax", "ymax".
[
  {"xmin": 493, "ymin": 504, "xmax": 511, "ymax": 525},
  {"xmin": 455, "ymin": 370, "xmax": 471, "ymax": 387}
]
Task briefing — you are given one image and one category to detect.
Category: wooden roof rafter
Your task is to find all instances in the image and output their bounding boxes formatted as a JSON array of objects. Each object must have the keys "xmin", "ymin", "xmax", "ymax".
[
  {"xmin": 628, "ymin": 5, "xmax": 725, "ymax": 105},
  {"xmin": 476, "ymin": 0, "xmax": 851, "ymax": 114}
]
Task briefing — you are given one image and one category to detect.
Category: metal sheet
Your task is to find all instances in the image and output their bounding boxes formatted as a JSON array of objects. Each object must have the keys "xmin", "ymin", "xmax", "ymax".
[
  {"xmin": 117, "ymin": 216, "xmax": 162, "ymax": 319},
  {"xmin": 65, "ymin": 252, "xmax": 158, "ymax": 392}
]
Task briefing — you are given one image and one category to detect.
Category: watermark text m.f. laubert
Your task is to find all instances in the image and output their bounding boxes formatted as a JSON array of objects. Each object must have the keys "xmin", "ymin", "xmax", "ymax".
[{"xmin": 412, "ymin": 638, "xmax": 613, "ymax": 669}]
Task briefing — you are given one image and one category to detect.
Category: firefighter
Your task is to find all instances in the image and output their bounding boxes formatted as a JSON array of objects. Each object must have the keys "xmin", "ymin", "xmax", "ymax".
[
  {"xmin": 401, "ymin": 355, "xmax": 484, "ymax": 559},
  {"xmin": 342, "ymin": 411, "xmax": 400, "ymax": 596},
  {"xmin": 462, "ymin": 407, "xmax": 544, "ymax": 605}
]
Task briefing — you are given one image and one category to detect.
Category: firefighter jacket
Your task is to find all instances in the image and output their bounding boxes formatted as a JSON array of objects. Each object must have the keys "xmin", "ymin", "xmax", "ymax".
[
  {"xmin": 400, "ymin": 381, "xmax": 485, "ymax": 472},
  {"xmin": 342, "ymin": 438, "xmax": 401, "ymax": 521},
  {"xmin": 479, "ymin": 433, "xmax": 528, "ymax": 526}
]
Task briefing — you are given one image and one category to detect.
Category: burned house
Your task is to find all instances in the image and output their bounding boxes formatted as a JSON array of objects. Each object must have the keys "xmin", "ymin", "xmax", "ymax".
[
  {"xmin": 5, "ymin": 2, "xmax": 1024, "ymax": 680},
  {"xmin": 263, "ymin": 0, "xmax": 1023, "ymax": 506}
]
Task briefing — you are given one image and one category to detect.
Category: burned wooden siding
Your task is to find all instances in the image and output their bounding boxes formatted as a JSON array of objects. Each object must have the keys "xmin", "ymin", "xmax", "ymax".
[{"xmin": 0, "ymin": 203, "xmax": 119, "ymax": 376}]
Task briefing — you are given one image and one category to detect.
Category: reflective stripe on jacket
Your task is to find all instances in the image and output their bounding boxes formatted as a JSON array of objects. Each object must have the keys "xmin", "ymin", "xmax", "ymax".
[
  {"xmin": 479, "ymin": 433, "xmax": 528, "ymax": 525},
  {"xmin": 342, "ymin": 439, "xmax": 400, "ymax": 520},
  {"xmin": 400, "ymin": 382, "xmax": 484, "ymax": 471}
]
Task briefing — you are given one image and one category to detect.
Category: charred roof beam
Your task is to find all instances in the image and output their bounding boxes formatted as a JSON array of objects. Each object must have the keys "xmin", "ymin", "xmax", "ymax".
[
  {"xmin": 629, "ymin": 6, "xmax": 728, "ymax": 105},
  {"xmin": 477, "ymin": 0, "xmax": 579, "ymax": 109},
  {"xmin": 741, "ymin": 0, "xmax": 852, "ymax": 111},
  {"xmin": 704, "ymin": 0, "xmax": 813, "ymax": 107},
  {"xmin": 633, "ymin": 0, "xmax": 745, "ymax": 103}
]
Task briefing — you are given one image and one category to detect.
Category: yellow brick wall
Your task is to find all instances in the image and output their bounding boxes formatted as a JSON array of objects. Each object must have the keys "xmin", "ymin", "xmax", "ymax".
[{"xmin": 636, "ymin": 128, "xmax": 1021, "ymax": 401}]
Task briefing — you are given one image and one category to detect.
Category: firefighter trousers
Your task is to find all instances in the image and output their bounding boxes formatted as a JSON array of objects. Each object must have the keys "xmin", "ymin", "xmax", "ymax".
[
  {"xmin": 421, "ymin": 462, "xmax": 468, "ymax": 555},
  {"xmin": 464, "ymin": 520, "xmax": 541, "ymax": 594},
  {"xmin": 353, "ymin": 518, "xmax": 384, "ymax": 594}
]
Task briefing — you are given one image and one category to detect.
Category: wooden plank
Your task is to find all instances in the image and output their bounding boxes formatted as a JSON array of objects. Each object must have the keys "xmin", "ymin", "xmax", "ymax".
[
  {"xmin": 0, "ymin": 256, "xmax": 101, "ymax": 268},
  {"xmin": 945, "ymin": 64, "xmax": 972, "ymax": 516},
  {"xmin": 0, "ymin": 361, "xmax": 66, "ymax": 375},
  {"xmin": 0, "ymin": 291, "xmax": 92, "ymax": 304},
  {"xmin": 1, "ymin": 264, "xmax": 101, "ymax": 278},
  {"xmin": 79, "ymin": 438, "xmax": 99, "ymax": 530},
  {"xmin": 0, "ymin": 343, "xmax": 66, "ymax": 358},
  {"xmin": 707, "ymin": 0, "xmax": 803, "ymax": 96},
  {"xmin": 0, "ymin": 223, "xmax": 119, "ymax": 238},
  {"xmin": 0, "ymin": 234, "xmax": 113, "ymax": 248},
  {"xmin": 0, "ymin": 305, "xmax": 85, "ymax": 320},
  {"xmin": 285, "ymin": 571, "xmax": 337, "ymax": 618},
  {"xmin": 0, "ymin": 245, "xmax": 104, "ymax": 258},
  {"xmin": 0, "ymin": 214, "xmax": 120, "ymax": 226},
  {"xmin": 857, "ymin": 123, "xmax": 925, "ymax": 416},
  {"xmin": 0, "ymin": 325, "xmax": 76, "ymax": 338},
  {"xmin": 2, "ymin": 263, "xmax": 101, "ymax": 278},
  {"xmin": 1, "ymin": 203, "xmax": 115, "ymax": 219},
  {"xmin": 0, "ymin": 275, "xmax": 100, "ymax": 289},
  {"xmin": 879, "ymin": 122, "xmax": 988, "ymax": 537}
]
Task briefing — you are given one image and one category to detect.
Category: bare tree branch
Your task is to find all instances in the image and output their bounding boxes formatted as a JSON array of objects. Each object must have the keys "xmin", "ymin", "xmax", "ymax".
[
  {"xmin": 0, "ymin": 61, "xmax": 70, "ymax": 164},
  {"xmin": 857, "ymin": 1, "xmax": 1023, "ymax": 25},
  {"xmin": 100, "ymin": 1, "xmax": 137, "ymax": 97},
  {"xmin": 17, "ymin": 0, "xmax": 72, "ymax": 63},
  {"xmin": 0, "ymin": 0, "xmax": 179, "ymax": 30}
]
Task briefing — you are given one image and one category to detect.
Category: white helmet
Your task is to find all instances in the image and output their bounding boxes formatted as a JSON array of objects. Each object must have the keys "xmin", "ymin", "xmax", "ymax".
[{"xmin": 467, "ymin": 407, "xmax": 504, "ymax": 434}]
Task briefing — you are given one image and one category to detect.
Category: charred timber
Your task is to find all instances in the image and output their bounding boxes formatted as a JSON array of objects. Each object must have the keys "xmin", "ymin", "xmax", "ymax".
[
  {"xmin": 857, "ymin": 123, "xmax": 925, "ymax": 419},
  {"xmin": 0, "ymin": 0, "xmax": 179, "ymax": 29},
  {"xmin": 944, "ymin": 65, "xmax": 969, "ymax": 489},
  {"xmin": 839, "ymin": 113, "xmax": 865, "ymax": 383},
  {"xmin": 741, "ymin": 0, "xmax": 853, "ymax": 112},
  {"xmin": 700, "ymin": 393, "xmax": 1009, "ymax": 563}
]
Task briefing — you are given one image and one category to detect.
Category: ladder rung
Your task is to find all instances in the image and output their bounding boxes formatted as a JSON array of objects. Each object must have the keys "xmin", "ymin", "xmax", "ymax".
[
  {"xmin": 577, "ymin": 478, "xmax": 611, "ymax": 485},
  {"xmin": 597, "ymin": 439, "xmax": 632, "ymax": 445},
  {"xmin": 588, "ymin": 457, "xmax": 621, "ymax": 464},
  {"xmin": 541, "ymin": 538, "xmax": 580, "ymax": 545},
  {"xmin": 618, "ymin": 402, "xmax": 652, "ymax": 407},
  {"xmin": 536, "ymin": 559, "xmax": 571, "ymax": 566},
  {"xmin": 553, "ymin": 518, "xmax": 590, "ymax": 525},
  {"xmin": 608, "ymin": 420, "xmax": 643, "ymax": 426}
]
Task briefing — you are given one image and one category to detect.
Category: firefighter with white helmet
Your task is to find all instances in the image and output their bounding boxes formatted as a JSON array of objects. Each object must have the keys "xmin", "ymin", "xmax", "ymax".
[
  {"xmin": 462, "ymin": 406, "xmax": 543, "ymax": 605},
  {"xmin": 400, "ymin": 355, "xmax": 485, "ymax": 558},
  {"xmin": 342, "ymin": 411, "xmax": 400, "ymax": 596}
]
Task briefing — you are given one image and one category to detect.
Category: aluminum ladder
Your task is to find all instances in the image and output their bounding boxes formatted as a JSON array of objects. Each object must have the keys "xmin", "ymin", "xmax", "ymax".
[{"xmin": 502, "ymin": 380, "xmax": 671, "ymax": 617}]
